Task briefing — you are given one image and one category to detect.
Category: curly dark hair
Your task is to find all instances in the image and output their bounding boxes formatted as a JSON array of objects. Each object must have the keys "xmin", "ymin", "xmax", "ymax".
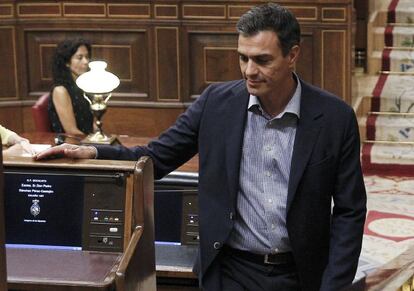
[
  {"xmin": 52, "ymin": 38, "xmax": 92, "ymax": 86},
  {"xmin": 236, "ymin": 3, "xmax": 301, "ymax": 57}
]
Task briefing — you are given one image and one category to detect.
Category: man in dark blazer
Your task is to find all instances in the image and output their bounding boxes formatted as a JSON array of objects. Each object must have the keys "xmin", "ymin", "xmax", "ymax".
[{"xmin": 36, "ymin": 3, "xmax": 366, "ymax": 291}]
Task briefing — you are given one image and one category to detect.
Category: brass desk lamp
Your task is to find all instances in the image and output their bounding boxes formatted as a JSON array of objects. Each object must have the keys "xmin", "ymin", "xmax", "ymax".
[{"xmin": 76, "ymin": 61, "xmax": 120, "ymax": 145}]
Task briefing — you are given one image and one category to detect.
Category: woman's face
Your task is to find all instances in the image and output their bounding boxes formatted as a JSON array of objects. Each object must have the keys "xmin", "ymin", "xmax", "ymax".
[{"xmin": 68, "ymin": 45, "xmax": 89, "ymax": 79}]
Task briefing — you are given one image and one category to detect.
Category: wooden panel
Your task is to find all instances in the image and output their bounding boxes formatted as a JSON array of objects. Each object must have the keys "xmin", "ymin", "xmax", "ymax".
[
  {"xmin": 182, "ymin": 5, "xmax": 226, "ymax": 19},
  {"xmin": 92, "ymin": 45, "xmax": 133, "ymax": 81},
  {"xmin": 102, "ymin": 107, "xmax": 184, "ymax": 137},
  {"xmin": 22, "ymin": 105, "xmax": 184, "ymax": 136},
  {"xmin": 286, "ymin": 6, "xmax": 318, "ymax": 21},
  {"xmin": 230, "ymin": 5, "xmax": 319, "ymax": 21},
  {"xmin": 0, "ymin": 27, "xmax": 17, "ymax": 99},
  {"xmin": 39, "ymin": 44, "xmax": 56, "ymax": 81},
  {"xmin": 188, "ymin": 32, "xmax": 240, "ymax": 98},
  {"xmin": 0, "ymin": 142, "xmax": 6, "ymax": 291},
  {"xmin": 155, "ymin": 27, "xmax": 180, "ymax": 100},
  {"xmin": 204, "ymin": 47, "xmax": 240, "ymax": 83},
  {"xmin": 0, "ymin": 106, "xmax": 22, "ymax": 133},
  {"xmin": 0, "ymin": 4, "xmax": 13, "ymax": 18},
  {"xmin": 321, "ymin": 30, "xmax": 346, "ymax": 98},
  {"xmin": 322, "ymin": 7, "xmax": 346, "ymax": 21},
  {"xmin": 108, "ymin": 4, "xmax": 150, "ymax": 18},
  {"xmin": 155, "ymin": 4, "xmax": 178, "ymax": 19},
  {"xmin": 22, "ymin": 106, "xmax": 36, "ymax": 133},
  {"xmin": 63, "ymin": 3, "xmax": 106, "ymax": 17},
  {"xmin": 0, "ymin": 0, "xmax": 354, "ymax": 129},
  {"xmin": 228, "ymin": 5, "xmax": 251, "ymax": 19},
  {"xmin": 295, "ymin": 31, "xmax": 315, "ymax": 85},
  {"xmin": 17, "ymin": 3, "xmax": 61, "ymax": 17},
  {"xmin": 25, "ymin": 30, "xmax": 150, "ymax": 100}
]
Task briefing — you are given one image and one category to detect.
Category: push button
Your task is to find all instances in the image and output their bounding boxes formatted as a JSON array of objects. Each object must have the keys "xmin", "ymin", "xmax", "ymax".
[{"xmin": 213, "ymin": 242, "xmax": 221, "ymax": 250}]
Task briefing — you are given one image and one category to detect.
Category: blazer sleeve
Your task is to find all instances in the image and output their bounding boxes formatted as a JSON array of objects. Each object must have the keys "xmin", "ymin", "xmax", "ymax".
[
  {"xmin": 320, "ymin": 108, "xmax": 367, "ymax": 291},
  {"xmin": 96, "ymin": 85, "xmax": 211, "ymax": 179}
]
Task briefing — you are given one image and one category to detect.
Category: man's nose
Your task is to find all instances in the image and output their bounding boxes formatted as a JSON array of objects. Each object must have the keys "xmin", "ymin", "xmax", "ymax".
[{"xmin": 245, "ymin": 60, "xmax": 258, "ymax": 76}]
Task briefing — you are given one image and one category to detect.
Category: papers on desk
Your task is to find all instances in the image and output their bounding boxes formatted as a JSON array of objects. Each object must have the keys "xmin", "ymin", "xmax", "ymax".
[{"xmin": 20, "ymin": 144, "xmax": 51, "ymax": 157}]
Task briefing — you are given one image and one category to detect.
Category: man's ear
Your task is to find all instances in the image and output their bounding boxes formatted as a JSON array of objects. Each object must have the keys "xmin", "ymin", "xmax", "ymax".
[{"xmin": 288, "ymin": 45, "xmax": 300, "ymax": 69}]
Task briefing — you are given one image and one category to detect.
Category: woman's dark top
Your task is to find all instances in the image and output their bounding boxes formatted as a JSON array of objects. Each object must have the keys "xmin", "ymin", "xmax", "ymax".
[{"xmin": 48, "ymin": 82, "xmax": 93, "ymax": 134}]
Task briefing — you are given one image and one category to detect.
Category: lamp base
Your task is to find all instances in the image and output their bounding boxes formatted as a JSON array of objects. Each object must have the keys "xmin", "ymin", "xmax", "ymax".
[{"xmin": 81, "ymin": 132, "xmax": 118, "ymax": 145}]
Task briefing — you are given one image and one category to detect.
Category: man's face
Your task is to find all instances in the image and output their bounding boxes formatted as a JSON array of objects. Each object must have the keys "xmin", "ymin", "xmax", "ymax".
[
  {"xmin": 68, "ymin": 45, "xmax": 90, "ymax": 79},
  {"xmin": 238, "ymin": 30, "xmax": 299, "ymax": 99}
]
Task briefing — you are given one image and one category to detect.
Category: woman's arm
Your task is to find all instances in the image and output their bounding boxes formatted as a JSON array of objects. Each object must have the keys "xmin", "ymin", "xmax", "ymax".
[{"xmin": 52, "ymin": 86, "xmax": 84, "ymax": 135}]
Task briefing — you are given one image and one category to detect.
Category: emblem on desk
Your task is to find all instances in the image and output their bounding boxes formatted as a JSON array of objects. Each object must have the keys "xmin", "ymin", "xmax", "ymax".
[{"xmin": 30, "ymin": 200, "xmax": 40, "ymax": 217}]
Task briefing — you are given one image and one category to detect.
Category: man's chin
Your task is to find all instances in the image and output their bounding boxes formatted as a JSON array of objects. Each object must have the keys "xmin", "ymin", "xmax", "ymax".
[{"xmin": 246, "ymin": 85, "xmax": 259, "ymax": 95}]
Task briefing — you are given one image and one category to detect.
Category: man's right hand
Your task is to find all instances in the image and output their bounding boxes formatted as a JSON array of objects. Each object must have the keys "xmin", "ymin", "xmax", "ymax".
[{"xmin": 34, "ymin": 143, "xmax": 97, "ymax": 160}]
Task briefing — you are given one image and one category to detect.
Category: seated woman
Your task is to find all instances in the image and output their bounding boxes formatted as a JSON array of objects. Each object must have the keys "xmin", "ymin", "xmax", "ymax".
[{"xmin": 49, "ymin": 38, "xmax": 94, "ymax": 135}]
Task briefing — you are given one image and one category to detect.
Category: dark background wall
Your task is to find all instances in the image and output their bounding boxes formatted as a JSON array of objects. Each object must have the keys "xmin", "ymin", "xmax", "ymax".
[{"xmin": 0, "ymin": 0, "xmax": 354, "ymax": 137}]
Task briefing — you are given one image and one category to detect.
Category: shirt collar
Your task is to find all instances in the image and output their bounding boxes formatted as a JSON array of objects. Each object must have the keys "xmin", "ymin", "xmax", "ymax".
[{"xmin": 247, "ymin": 73, "xmax": 301, "ymax": 119}]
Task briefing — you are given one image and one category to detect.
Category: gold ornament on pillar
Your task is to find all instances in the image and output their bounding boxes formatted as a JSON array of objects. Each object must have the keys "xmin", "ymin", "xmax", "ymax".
[{"xmin": 76, "ymin": 61, "xmax": 120, "ymax": 144}]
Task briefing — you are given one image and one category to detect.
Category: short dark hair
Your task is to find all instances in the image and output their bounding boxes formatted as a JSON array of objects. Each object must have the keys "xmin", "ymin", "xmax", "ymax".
[
  {"xmin": 52, "ymin": 38, "xmax": 91, "ymax": 86},
  {"xmin": 236, "ymin": 3, "xmax": 301, "ymax": 56}
]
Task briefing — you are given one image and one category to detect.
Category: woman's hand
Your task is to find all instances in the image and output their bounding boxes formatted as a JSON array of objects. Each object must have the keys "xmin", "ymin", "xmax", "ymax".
[
  {"xmin": 7, "ymin": 132, "xmax": 29, "ymax": 145},
  {"xmin": 6, "ymin": 133, "xmax": 35, "ymax": 155}
]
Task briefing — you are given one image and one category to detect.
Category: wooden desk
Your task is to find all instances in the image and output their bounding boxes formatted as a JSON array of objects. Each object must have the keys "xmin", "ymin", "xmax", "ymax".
[
  {"xmin": 7, "ymin": 248, "xmax": 122, "ymax": 290},
  {"xmin": 19, "ymin": 132, "xmax": 199, "ymax": 173},
  {"xmin": 3, "ymin": 154, "xmax": 157, "ymax": 290},
  {"xmin": 4, "ymin": 133, "xmax": 199, "ymax": 289}
]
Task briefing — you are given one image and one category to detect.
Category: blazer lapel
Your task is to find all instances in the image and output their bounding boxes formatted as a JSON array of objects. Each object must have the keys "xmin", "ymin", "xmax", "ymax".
[
  {"xmin": 224, "ymin": 82, "xmax": 249, "ymax": 207},
  {"xmin": 287, "ymin": 84, "xmax": 323, "ymax": 212}
]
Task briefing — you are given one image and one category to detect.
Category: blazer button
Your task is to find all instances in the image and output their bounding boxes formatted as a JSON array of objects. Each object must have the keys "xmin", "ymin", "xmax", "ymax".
[
  {"xmin": 229, "ymin": 212, "xmax": 234, "ymax": 220},
  {"xmin": 213, "ymin": 242, "xmax": 221, "ymax": 250}
]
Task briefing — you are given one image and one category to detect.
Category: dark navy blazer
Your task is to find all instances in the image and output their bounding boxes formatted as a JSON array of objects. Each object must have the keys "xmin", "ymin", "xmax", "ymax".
[{"xmin": 97, "ymin": 79, "xmax": 367, "ymax": 291}]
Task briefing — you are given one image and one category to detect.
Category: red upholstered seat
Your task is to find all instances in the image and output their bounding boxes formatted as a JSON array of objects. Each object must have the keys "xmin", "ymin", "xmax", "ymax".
[{"xmin": 31, "ymin": 93, "xmax": 52, "ymax": 132}]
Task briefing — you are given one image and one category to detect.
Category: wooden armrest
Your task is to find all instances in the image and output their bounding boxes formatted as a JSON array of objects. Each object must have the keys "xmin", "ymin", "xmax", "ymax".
[{"xmin": 115, "ymin": 225, "xmax": 143, "ymax": 291}]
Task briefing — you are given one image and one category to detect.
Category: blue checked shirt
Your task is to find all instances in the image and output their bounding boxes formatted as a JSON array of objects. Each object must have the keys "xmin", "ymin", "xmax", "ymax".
[{"xmin": 226, "ymin": 77, "xmax": 301, "ymax": 255}]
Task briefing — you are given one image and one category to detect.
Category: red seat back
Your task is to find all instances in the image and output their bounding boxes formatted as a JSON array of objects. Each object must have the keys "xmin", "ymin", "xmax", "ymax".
[{"xmin": 31, "ymin": 93, "xmax": 52, "ymax": 132}]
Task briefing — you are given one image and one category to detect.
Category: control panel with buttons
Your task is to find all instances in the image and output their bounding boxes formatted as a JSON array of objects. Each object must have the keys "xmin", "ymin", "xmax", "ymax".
[
  {"xmin": 82, "ymin": 174, "xmax": 128, "ymax": 252},
  {"xmin": 154, "ymin": 172, "xmax": 199, "ymax": 246}
]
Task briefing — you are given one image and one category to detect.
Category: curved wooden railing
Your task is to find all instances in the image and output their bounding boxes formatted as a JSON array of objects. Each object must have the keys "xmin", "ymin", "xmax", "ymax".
[{"xmin": 346, "ymin": 244, "xmax": 414, "ymax": 290}]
